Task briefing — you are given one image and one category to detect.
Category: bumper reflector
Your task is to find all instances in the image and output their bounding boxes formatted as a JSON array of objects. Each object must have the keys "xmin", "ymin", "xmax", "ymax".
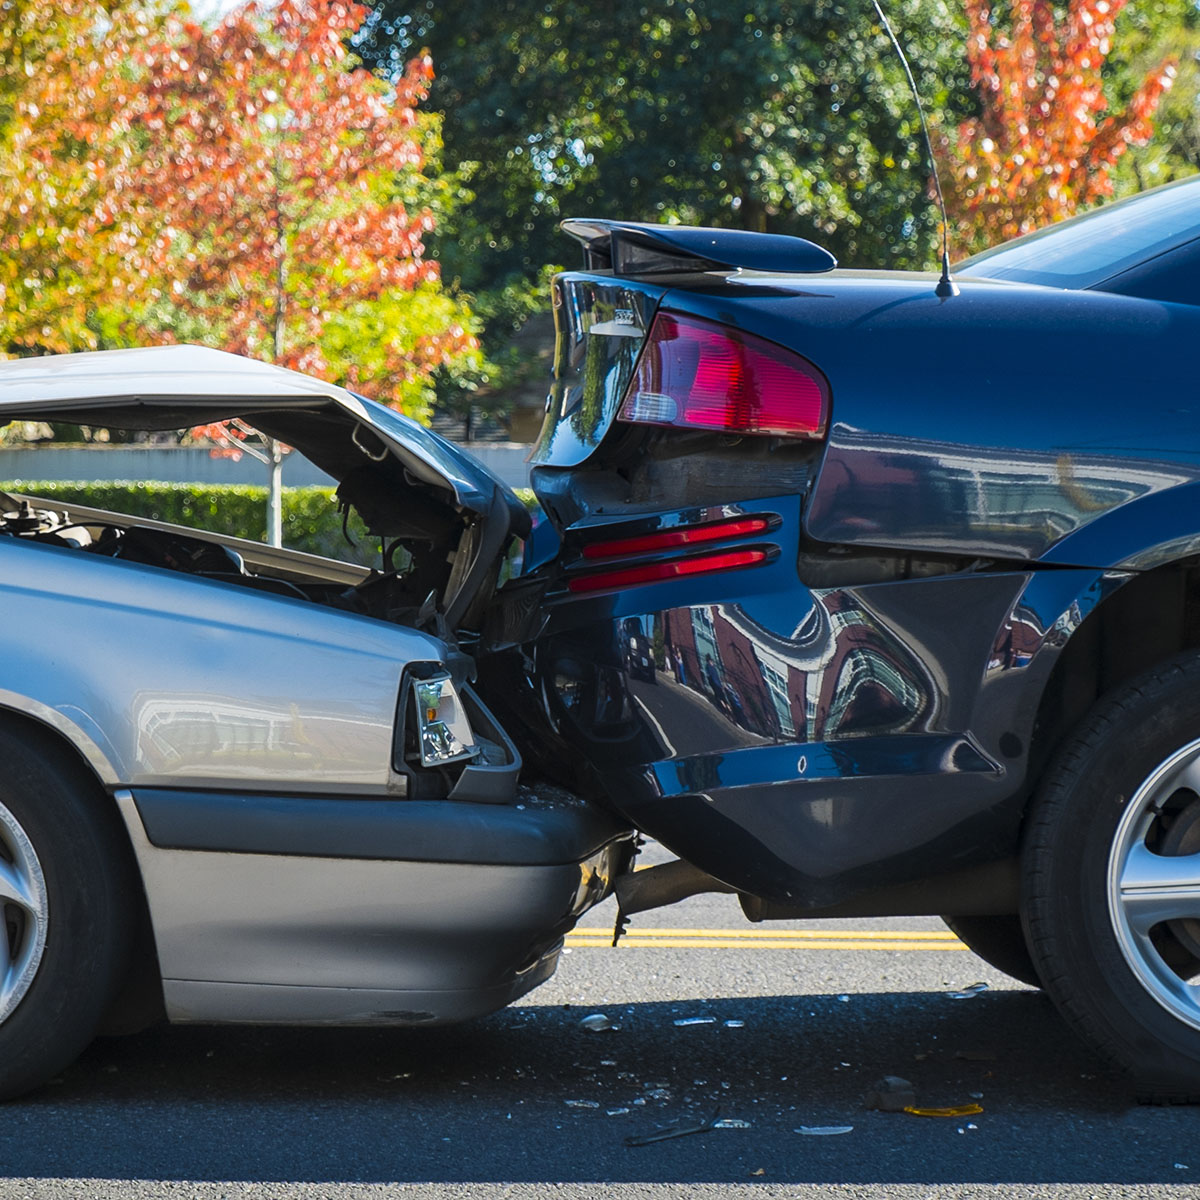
[
  {"xmin": 581, "ymin": 515, "xmax": 772, "ymax": 560},
  {"xmin": 567, "ymin": 548, "xmax": 769, "ymax": 594}
]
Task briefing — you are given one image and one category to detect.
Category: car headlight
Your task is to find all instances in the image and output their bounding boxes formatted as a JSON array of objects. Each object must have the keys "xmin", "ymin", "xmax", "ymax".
[{"xmin": 411, "ymin": 672, "xmax": 477, "ymax": 768}]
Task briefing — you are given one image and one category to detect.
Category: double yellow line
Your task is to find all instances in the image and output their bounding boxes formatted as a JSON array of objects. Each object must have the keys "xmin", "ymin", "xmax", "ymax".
[{"xmin": 565, "ymin": 926, "xmax": 968, "ymax": 951}]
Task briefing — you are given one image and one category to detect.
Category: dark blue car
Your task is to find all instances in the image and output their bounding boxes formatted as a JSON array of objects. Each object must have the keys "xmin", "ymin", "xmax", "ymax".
[{"xmin": 480, "ymin": 174, "xmax": 1200, "ymax": 1099}]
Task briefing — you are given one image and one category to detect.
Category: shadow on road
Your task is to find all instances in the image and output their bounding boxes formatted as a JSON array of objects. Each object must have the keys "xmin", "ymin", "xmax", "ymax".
[{"xmin": 1, "ymin": 989, "xmax": 1191, "ymax": 1186}]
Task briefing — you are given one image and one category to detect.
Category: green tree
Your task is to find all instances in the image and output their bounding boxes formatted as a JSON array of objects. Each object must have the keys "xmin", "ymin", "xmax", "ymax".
[
  {"xmin": 0, "ymin": 1, "xmax": 173, "ymax": 357},
  {"xmin": 358, "ymin": 0, "xmax": 973, "ymax": 291},
  {"xmin": 1107, "ymin": 0, "xmax": 1200, "ymax": 191}
]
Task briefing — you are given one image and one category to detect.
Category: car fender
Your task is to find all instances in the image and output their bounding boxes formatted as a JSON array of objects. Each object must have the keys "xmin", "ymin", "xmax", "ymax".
[
  {"xmin": 0, "ymin": 537, "xmax": 450, "ymax": 792},
  {"xmin": 0, "ymin": 688, "xmax": 121, "ymax": 785},
  {"xmin": 1039, "ymin": 478, "xmax": 1200, "ymax": 572}
]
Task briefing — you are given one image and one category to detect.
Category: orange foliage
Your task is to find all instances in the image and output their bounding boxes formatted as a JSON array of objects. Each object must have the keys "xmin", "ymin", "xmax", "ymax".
[
  {"xmin": 946, "ymin": 0, "xmax": 1176, "ymax": 252},
  {"xmin": 128, "ymin": 0, "xmax": 473, "ymax": 406},
  {"xmin": 0, "ymin": 2, "xmax": 158, "ymax": 354}
]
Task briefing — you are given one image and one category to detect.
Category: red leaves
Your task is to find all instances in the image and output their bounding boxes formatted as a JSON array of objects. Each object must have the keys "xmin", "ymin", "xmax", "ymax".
[
  {"xmin": 120, "ymin": 1, "xmax": 467, "ymax": 413},
  {"xmin": 946, "ymin": 0, "xmax": 1175, "ymax": 252}
]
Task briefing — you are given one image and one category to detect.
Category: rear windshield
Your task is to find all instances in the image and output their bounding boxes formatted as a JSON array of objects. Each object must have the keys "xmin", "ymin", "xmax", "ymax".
[{"xmin": 958, "ymin": 175, "xmax": 1200, "ymax": 290}]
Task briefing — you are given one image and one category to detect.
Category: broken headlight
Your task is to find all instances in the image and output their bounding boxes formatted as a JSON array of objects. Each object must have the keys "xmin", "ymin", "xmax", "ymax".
[{"xmin": 410, "ymin": 671, "xmax": 477, "ymax": 768}]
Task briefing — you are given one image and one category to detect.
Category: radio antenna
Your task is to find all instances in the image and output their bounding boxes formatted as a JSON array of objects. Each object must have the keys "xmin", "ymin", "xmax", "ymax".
[{"xmin": 871, "ymin": 0, "xmax": 957, "ymax": 297}]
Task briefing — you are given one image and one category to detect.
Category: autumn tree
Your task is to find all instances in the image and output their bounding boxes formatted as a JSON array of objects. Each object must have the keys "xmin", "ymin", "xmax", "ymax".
[
  {"xmin": 129, "ymin": 0, "xmax": 480, "ymax": 542},
  {"xmin": 946, "ymin": 0, "xmax": 1176, "ymax": 252},
  {"xmin": 0, "ymin": 1, "xmax": 170, "ymax": 356}
]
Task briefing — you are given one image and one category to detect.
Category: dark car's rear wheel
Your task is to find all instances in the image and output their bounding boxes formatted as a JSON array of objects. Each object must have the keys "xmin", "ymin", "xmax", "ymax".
[
  {"xmin": 0, "ymin": 726, "xmax": 134, "ymax": 1101},
  {"xmin": 940, "ymin": 914, "xmax": 1041, "ymax": 988},
  {"xmin": 1023, "ymin": 656, "xmax": 1200, "ymax": 1098}
]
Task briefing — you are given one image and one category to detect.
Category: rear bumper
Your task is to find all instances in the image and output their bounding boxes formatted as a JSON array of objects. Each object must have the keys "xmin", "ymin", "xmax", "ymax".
[{"xmin": 485, "ymin": 504, "xmax": 1110, "ymax": 908}]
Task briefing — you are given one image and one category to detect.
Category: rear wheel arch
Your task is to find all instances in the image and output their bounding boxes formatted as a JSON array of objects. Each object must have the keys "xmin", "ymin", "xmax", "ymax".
[{"xmin": 1024, "ymin": 562, "xmax": 1200, "ymax": 801}]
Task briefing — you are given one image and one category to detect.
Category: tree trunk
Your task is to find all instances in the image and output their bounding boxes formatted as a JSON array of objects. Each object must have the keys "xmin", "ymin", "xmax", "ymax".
[{"xmin": 266, "ymin": 437, "xmax": 283, "ymax": 548}]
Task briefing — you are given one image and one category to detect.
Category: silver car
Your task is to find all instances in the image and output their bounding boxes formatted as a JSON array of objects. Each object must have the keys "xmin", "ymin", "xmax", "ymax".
[{"xmin": 0, "ymin": 345, "xmax": 633, "ymax": 1100}]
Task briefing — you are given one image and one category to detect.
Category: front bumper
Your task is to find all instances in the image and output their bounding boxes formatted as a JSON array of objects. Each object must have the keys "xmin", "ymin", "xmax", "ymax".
[{"xmin": 116, "ymin": 786, "xmax": 633, "ymax": 1025}]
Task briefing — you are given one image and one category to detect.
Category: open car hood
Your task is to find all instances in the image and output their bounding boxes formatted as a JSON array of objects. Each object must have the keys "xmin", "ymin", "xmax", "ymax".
[
  {"xmin": 0, "ymin": 345, "xmax": 527, "ymax": 530},
  {"xmin": 0, "ymin": 346, "xmax": 529, "ymax": 631}
]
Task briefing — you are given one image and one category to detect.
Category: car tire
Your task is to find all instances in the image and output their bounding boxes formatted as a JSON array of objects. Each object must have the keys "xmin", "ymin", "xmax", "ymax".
[
  {"xmin": 1022, "ymin": 654, "xmax": 1200, "ymax": 1099},
  {"xmin": 940, "ymin": 914, "xmax": 1041, "ymax": 988},
  {"xmin": 0, "ymin": 725, "xmax": 135, "ymax": 1101}
]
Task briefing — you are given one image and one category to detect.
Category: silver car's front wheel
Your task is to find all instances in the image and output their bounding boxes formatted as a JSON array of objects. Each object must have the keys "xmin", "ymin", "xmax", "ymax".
[
  {"xmin": 0, "ymin": 723, "xmax": 134, "ymax": 1102},
  {"xmin": 0, "ymin": 799, "xmax": 49, "ymax": 1024}
]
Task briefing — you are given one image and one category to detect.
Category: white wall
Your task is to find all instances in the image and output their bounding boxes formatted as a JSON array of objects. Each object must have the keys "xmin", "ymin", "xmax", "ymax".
[{"xmin": 0, "ymin": 444, "xmax": 533, "ymax": 490}]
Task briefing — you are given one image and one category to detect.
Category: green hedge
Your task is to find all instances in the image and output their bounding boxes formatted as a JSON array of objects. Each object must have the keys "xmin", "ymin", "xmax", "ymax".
[{"xmin": 0, "ymin": 481, "xmax": 379, "ymax": 567}]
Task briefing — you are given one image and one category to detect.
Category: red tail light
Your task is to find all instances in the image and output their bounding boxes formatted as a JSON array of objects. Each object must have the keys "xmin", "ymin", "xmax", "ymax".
[{"xmin": 618, "ymin": 313, "xmax": 828, "ymax": 438}]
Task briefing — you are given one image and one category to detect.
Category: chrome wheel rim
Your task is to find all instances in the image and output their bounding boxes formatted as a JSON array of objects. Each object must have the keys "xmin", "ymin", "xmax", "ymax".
[
  {"xmin": 0, "ymin": 800, "xmax": 48, "ymax": 1024},
  {"xmin": 1109, "ymin": 737, "xmax": 1200, "ymax": 1032}
]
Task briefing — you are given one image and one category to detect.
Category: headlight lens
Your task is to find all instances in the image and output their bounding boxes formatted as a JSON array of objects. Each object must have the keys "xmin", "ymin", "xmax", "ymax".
[{"xmin": 412, "ymin": 673, "xmax": 477, "ymax": 767}]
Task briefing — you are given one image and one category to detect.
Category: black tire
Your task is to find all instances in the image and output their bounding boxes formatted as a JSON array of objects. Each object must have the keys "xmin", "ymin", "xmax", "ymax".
[
  {"xmin": 1023, "ymin": 654, "xmax": 1200, "ymax": 1099},
  {"xmin": 0, "ymin": 725, "xmax": 134, "ymax": 1100},
  {"xmin": 941, "ymin": 914, "xmax": 1042, "ymax": 988}
]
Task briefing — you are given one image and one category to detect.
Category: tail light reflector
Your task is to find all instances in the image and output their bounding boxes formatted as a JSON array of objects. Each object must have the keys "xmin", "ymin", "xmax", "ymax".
[
  {"xmin": 618, "ymin": 313, "xmax": 828, "ymax": 438},
  {"xmin": 567, "ymin": 547, "xmax": 769, "ymax": 594},
  {"xmin": 581, "ymin": 515, "xmax": 772, "ymax": 560}
]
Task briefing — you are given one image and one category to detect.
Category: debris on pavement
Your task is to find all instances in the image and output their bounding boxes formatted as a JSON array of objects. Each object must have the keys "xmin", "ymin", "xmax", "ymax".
[
  {"xmin": 712, "ymin": 1118, "xmax": 752, "ymax": 1129},
  {"xmin": 580, "ymin": 1013, "xmax": 618, "ymax": 1032},
  {"xmin": 625, "ymin": 1110, "xmax": 721, "ymax": 1147},
  {"xmin": 945, "ymin": 981, "xmax": 990, "ymax": 1000},
  {"xmin": 673, "ymin": 1017, "xmax": 717, "ymax": 1027},
  {"xmin": 724, "ymin": 1019, "xmax": 745, "ymax": 1028},
  {"xmin": 795, "ymin": 1125, "xmax": 854, "ymax": 1135},
  {"xmin": 864, "ymin": 1075, "xmax": 917, "ymax": 1112},
  {"xmin": 903, "ymin": 1103, "xmax": 985, "ymax": 1118},
  {"xmin": 564, "ymin": 1099, "xmax": 601, "ymax": 1109}
]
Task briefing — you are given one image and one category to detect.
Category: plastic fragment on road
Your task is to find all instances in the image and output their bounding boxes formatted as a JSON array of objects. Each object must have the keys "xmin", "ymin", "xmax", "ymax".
[
  {"xmin": 580, "ymin": 1013, "xmax": 618, "ymax": 1032},
  {"xmin": 607, "ymin": 1108, "xmax": 630, "ymax": 1116},
  {"xmin": 864, "ymin": 1076, "xmax": 917, "ymax": 1112},
  {"xmin": 795, "ymin": 1125, "xmax": 854, "ymax": 1135},
  {"xmin": 713, "ymin": 1118, "xmax": 752, "ymax": 1129},
  {"xmin": 674, "ymin": 1017, "xmax": 717, "ymax": 1026},
  {"xmin": 945, "ymin": 981, "xmax": 989, "ymax": 1000},
  {"xmin": 837, "ymin": 994, "xmax": 851, "ymax": 1002},
  {"xmin": 724, "ymin": 1019, "xmax": 745, "ymax": 1028},
  {"xmin": 625, "ymin": 1110, "xmax": 721, "ymax": 1147},
  {"xmin": 903, "ymin": 1104, "xmax": 984, "ymax": 1118},
  {"xmin": 565, "ymin": 1099, "xmax": 601, "ymax": 1109}
]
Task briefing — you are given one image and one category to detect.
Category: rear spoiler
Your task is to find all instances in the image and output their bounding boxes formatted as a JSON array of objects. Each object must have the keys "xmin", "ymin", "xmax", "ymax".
[{"xmin": 560, "ymin": 218, "xmax": 837, "ymax": 276}]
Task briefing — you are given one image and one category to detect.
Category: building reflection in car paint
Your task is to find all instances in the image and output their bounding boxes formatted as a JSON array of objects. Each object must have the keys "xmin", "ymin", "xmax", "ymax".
[
  {"xmin": 655, "ymin": 593, "xmax": 937, "ymax": 749},
  {"xmin": 809, "ymin": 426, "xmax": 1196, "ymax": 560}
]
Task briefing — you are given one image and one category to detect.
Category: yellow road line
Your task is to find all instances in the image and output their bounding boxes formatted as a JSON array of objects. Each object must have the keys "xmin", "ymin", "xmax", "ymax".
[
  {"xmin": 565, "ymin": 937, "xmax": 968, "ymax": 950},
  {"xmin": 569, "ymin": 926, "xmax": 963, "ymax": 941}
]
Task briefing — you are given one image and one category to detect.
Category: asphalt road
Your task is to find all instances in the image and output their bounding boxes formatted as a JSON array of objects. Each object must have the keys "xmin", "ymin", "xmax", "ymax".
[{"xmin": 3, "ymin": 847, "xmax": 1199, "ymax": 1200}]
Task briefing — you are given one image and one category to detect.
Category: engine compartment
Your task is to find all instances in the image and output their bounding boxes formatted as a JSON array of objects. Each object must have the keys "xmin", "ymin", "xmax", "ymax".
[{"xmin": 0, "ymin": 494, "xmax": 451, "ymax": 630}]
